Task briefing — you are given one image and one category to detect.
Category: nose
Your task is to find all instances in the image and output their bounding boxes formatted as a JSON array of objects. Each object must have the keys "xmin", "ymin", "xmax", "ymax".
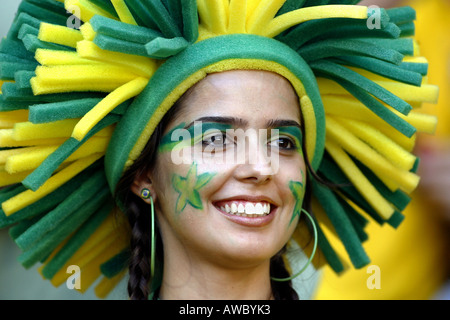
[{"xmin": 232, "ymin": 129, "xmax": 276, "ymax": 184}]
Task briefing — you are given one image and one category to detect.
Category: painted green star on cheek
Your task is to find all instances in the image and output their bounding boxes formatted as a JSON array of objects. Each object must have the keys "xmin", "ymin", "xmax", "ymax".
[
  {"xmin": 172, "ymin": 162, "xmax": 216, "ymax": 214},
  {"xmin": 288, "ymin": 179, "xmax": 305, "ymax": 226}
]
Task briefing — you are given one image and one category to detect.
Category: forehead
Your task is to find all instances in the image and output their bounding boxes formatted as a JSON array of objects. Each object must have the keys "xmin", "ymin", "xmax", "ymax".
[{"xmin": 171, "ymin": 70, "xmax": 301, "ymax": 127}]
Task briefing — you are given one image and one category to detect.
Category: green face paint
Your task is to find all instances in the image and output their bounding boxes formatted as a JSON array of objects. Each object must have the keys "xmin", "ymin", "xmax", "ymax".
[
  {"xmin": 158, "ymin": 121, "xmax": 233, "ymax": 154},
  {"xmin": 269, "ymin": 126, "xmax": 303, "ymax": 154},
  {"xmin": 288, "ymin": 170, "xmax": 306, "ymax": 226},
  {"xmin": 172, "ymin": 161, "xmax": 216, "ymax": 214}
]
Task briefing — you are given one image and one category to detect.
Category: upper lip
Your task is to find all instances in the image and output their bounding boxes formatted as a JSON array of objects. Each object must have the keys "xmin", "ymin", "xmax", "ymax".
[{"xmin": 213, "ymin": 195, "xmax": 278, "ymax": 207}]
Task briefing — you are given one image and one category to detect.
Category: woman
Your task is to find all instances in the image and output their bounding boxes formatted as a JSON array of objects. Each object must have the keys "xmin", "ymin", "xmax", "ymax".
[
  {"xmin": 0, "ymin": 0, "xmax": 438, "ymax": 300},
  {"xmin": 117, "ymin": 70, "xmax": 311, "ymax": 300}
]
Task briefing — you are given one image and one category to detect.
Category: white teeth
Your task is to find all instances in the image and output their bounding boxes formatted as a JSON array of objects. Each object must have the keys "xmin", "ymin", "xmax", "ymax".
[{"xmin": 219, "ymin": 201, "xmax": 271, "ymax": 216}]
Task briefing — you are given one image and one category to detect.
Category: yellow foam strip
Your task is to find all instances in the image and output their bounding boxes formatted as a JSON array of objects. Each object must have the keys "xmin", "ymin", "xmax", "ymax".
[
  {"xmin": 228, "ymin": 0, "xmax": 247, "ymax": 33},
  {"xmin": 49, "ymin": 213, "xmax": 118, "ymax": 285},
  {"xmin": 0, "ymin": 129, "xmax": 67, "ymax": 147},
  {"xmin": 94, "ymin": 270, "xmax": 127, "ymax": 299},
  {"xmin": 402, "ymin": 56, "xmax": 428, "ymax": 64},
  {"xmin": 38, "ymin": 22, "xmax": 84, "ymax": 48},
  {"xmin": 0, "ymin": 146, "xmax": 45, "ymax": 164},
  {"xmin": 264, "ymin": 5, "xmax": 368, "ymax": 38},
  {"xmin": 80, "ymin": 22, "xmax": 96, "ymax": 41},
  {"xmin": 34, "ymin": 65, "xmax": 139, "ymax": 85},
  {"xmin": 246, "ymin": 0, "xmax": 260, "ymax": 19},
  {"xmin": 204, "ymin": 0, "xmax": 228, "ymax": 34},
  {"xmin": 5, "ymin": 136, "xmax": 110, "ymax": 174},
  {"xmin": 76, "ymin": 40, "xmax": 157, "ymax": 78},
  {"xmin": 325, "ymin": 139, "xmax": 395, "ymax": 220},
  {"xmin": 13, "ymin": 119, "xmax": 80, "ymax": 140},
  {"xmin": 110, "ymin": 0, "xmax": 137, "ymax": 25},
  {"xmin": 65, "ymin": 0, "xmax": 117, "ymax": 22},
  {"xmin": 326, "ymin": 117, "xmax": 420, "ymax": 194},
  {"xmin": 376, "ymin": 123, "xmax": 416, "ymax": 152},
  {"xmin": 72, "ymin": 77, "xmax": 148, "ymax": 141},
  {"xmin": 0, "ymin": 170, "xmax": 32, "ymax": 188},
  {"xmin": 35, "ymin": 49, "xmax": 100, "ymax": 66},
  {"xmin": 31, "ymin": 65, "xmax": 139, "ymax": 95},
  {"xmin": 246, "ymin": 0, "xmax": 286, "ymax": 35},
  {"xmin": 1, "ymin": 153, "xmax": 102, "ymax": 216},
  {"xmin": 375, "ymin": 81, "xmax": 439, "ymax": 104},
  {"xmin": 77, "ymin": 237, "xmax": 127, "ymax": 293},
  {"xmin": 0, "ymin": 110, "xmax": 29, "ymax": 123},
  {"xmin": 335, "ymin": 117, "xmax": 416, "ymax": 171},
  {"xmin": 197, "ymin": 0, "xmax": 212, "ymax": 30}
]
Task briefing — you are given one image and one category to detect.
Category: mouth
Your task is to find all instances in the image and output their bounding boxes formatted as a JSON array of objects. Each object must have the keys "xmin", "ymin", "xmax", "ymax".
[{"xmin": 213, "ymin": 197, "xmax": 277, "ymax": 227}]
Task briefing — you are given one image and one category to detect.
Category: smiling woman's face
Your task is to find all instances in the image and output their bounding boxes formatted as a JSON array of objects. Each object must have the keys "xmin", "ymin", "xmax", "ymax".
[{"xmin": 146, "ymin": 70, "xmax": 306, "ymax": 269}]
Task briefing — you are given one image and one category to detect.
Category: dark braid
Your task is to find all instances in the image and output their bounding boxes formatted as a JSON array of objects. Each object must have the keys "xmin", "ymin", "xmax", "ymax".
[{"xmin": 127, "ymin": 197, "xmax": 152, "ymax": 300}]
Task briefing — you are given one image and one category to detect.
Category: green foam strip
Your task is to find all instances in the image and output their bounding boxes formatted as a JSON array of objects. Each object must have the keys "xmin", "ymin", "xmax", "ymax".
[
  {"xmin": 29, "ymin": 98, "xmax": 130, "ymax": 124},
  {"xmin": 88, "ymin": 0, "xmax": 119, "ymax": 18},
  {"xmin": 14, "ymin": 70, "xmax": 35, "ymax": 89},
  {"xmin": 23, "ymin": 114, "xmax": 120, "ymax": 191},
  {"xmin": 0, "ymin": 38, "xmax": 35, "ymax": 61},
  {"xmin": 124, "ymin": 0, "xmax": 160, "ymax": 30},
  {"xmin": 100, "ymin": 248, "xmax": 130, "ymax": 278},
  {"xmin": 16, "ymin": 170, "xmax": 107, "ymax": 251},
  {"xmin": 400, "ymin": 62, "xmax": 428, "ymax": 76},
  {"xmin": 18, "ymin": 188, "xmax": 110, "ymax": 269},
  {"xmin": 90, "ymin": 15, "xmax": 162, "ymax": 44},
  {"xmin": 299, "ymin": 39, "xmax": 404, "ymax": 65},
  {"xmin": 351, "ymin": 155, "xmax": 412, "ymax": 211},
  {"xmin": 386, "ymin": 211, "xmax": 404, "ymax": 229},
  {"xmin": 145, "ymin": 37, "xmax": 189, "ymax": 59},
  {"xmin": 22, "ymin": 33, "xmax": 75, "ymax": 53},
  {"xmin": 277, "ymin": 0, "xmax": 307, "ymax": 16},
  {"xmin": 311, "ymin": 60, "xmax": 412, "ymax": 115},
  {"xmin": 352, "ymin": 37, "xmax": 414, "ymax": 56},
  {"xmin": 24, "ymin": 0, "xmax": 67, "ymax": 13},
  {"xmin": 313, "ymin": 214, "xmax": 345, "ymax": 273},
  {"xmin": 7, "ymin": 12, "xmax": 41, "ymax": 40},
  {"xmin": 0, "ymin": 161, "xmax": 101, "ymax": 229},
  {"xmin": 167, "ymin": 0, "xmax": 183, "ymax": 32},
  {"xmin": 94, "ymin": 33, "xmax": 148, "ymax": 57},
  {"xmin": 318, "ymin": 155, "xmax": 385, "ymax": 225},
  {"xmin": 1, "ymin": 82, "xmax": 35, "ymax": 100},
  {"xmin": 0, "ymin": 97, "xmax": 31, "ymax": 111},
  {"xmin": 18, "ymin": 24, "xmax": 39, "ymax": 41},
  {"xmin": 387, "ymin": 6, "xmax": 416, "ymax": 24},
  {"xmin": 180, "ymin": 0, "xmax": 199, "ymax": 43},
  {"xmin": 398, "ymin": 22, "xmax": 415, "ymax": 37},
  {"xmin": 142, "ymin": 0, "xmax": 181, "ymax": 38},
  {"xmin": 312, "ymin": 179, "xmax": 370, "ymax": 269},
  {"xmin": 336, "ymin": 55, "xmax": 422, "ymax": 87},
  {"xmin": 0, "ymin": 62, "xmax": 36, "ymax": 81},
  {"xmin": 41, "ymin": 200, "xmax": 113, "ymax": 280},
  {"xmin": 336, "ymin": 196, "xmax": 369, "ymax": 243},
  {"xmin": 18, "ymin": 0, "xmax": 67, "ymax": 26},
  {"xmin": 9, "ymin": 214, "xmax": 43, "ymax": 240}
]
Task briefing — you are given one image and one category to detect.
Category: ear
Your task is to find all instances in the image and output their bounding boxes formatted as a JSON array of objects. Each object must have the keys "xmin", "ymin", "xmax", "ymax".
[{"xmin": 131, "ymin": 169, "xmax": 157, "ymax": 205}]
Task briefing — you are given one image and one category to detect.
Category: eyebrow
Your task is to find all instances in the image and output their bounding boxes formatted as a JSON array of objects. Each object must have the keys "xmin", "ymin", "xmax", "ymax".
[{"xmin": 184, "ymin": 116, "xmax": 301, "ymax": 129}]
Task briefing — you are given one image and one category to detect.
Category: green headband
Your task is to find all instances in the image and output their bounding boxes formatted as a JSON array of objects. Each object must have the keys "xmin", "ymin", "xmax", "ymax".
[{"xmin": 0, "ymin": 0, "xmax": 439, "ymax": 298}]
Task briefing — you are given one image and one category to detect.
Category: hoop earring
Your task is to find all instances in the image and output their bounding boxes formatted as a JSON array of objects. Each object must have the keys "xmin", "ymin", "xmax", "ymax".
[
  {"xmin": 271, "ymin": 208, "xmax": 318, "ymax": 282},
  {"xmin": 149, "ymin": 195, "xmax": 156, "ymax": 279},
  {"xmin": 140, "ymin": 188, "xmax": 156, "ymax": 278}
]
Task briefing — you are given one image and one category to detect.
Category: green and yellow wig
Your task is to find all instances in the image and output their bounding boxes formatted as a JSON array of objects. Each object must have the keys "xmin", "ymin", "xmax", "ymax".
[{"xmin": 0, "ymin": 0, "xmax": 438, "ymax": 297}]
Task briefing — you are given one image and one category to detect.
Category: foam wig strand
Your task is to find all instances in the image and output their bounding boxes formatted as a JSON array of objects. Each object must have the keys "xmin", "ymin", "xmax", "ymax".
[{"xmin": 0, "ymin": 0, "xmax": 439, "ymax": 298}]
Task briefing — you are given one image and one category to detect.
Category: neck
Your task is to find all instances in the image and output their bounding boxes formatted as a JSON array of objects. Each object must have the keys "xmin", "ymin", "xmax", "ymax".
[{"xmin": 158, "ymin": 251, "xmax": 274, "ymax": 300}]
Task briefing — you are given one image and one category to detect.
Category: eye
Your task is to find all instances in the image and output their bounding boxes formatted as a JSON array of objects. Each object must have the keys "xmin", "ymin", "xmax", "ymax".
[
  {"xmin": 202, "ymin": 130, "xmax": 232, "ymax": 151},
  {"xmin": 268, "ymin": 137, "xmax": 297, "ymax": 150}
]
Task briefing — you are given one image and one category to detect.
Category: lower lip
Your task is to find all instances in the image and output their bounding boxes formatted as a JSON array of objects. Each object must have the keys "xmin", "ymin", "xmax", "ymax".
[{"xmin": 214, "ymin": 205, "xmax": 276, "ymax": 228}]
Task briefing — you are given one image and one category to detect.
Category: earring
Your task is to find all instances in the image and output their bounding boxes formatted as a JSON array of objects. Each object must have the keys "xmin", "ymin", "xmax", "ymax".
[
  {"xmin": 141, "ymin": 188, "xmax": 156, "ymax": 278},
  {"xmin": 140, "ymin": 188, "xmax": 151, "ymax": 199},
  {"xmin": 271, "ymin": 208, "xmax": 318, "ymax": 282},
  {"xmin": 149, "ymin": 195, "xmax": 156, "ymax": 279}
]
